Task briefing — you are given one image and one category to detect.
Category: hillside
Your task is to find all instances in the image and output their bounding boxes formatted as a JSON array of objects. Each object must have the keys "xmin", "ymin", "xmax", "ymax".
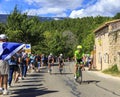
[
  {"xmin": 0, "ymin": 14, "xmax": 66, "ymax": 23},
  {"xmin": 0, "ymin": 14, "xmax": 8, "ymax": 23}
]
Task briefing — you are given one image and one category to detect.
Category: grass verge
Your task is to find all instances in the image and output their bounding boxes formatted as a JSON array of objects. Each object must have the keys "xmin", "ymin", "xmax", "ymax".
[{"xmin": 102, "ymin": 65, "xmax": 120, "ymax": 77}]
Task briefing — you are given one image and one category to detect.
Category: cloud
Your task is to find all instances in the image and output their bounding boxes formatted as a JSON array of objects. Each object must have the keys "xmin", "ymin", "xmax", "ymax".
[
  {"xmin": 24, "ymin": 0, "xmax": 83, "ymax": 17},
  {"xmin": 25, "ymin": 0, "xmax": 83, "ymax": 9},
  {"xmin": 24, "ymin": 7, "xmax": 64, "ymax": 15},
  {"xmin": 1, "ymin": 0, "xmax": 120, "ymax": 18},
  {"xmin": 69, "ymin": 0, "xmax": 120, "ymax": 18},
  {"xmin": 0, "ymin": 11, "xmax": 6, "ymax": 14}
]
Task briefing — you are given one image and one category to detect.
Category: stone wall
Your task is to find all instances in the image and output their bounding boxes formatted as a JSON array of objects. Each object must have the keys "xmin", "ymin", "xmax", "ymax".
[
  {"xmin": 95, "ymin": 26, "xmax": 109, "ymax": 70},
  {"xmin": 109, "ymin": 29, "xmax": 120, "ymax": 70},
  {"xmin": 110, "ymin": 21, "xmax": 120, "ymax": 31},
  {"xmin": 95, "ymin": 20, "xmax": 120, "ymax": 71}
]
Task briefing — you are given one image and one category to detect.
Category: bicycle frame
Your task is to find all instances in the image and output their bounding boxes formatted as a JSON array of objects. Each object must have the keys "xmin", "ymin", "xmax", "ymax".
[
  {"xmin": 48, "ymin": 63, "xmax": 53, "ymax": 74},
  {"xmin": 59, "ymin": 62, "xmax": 64, "ymax": 74},
  {"xmin": 75, "ymin": 64, "xmax": 83, "ymax": 84}
]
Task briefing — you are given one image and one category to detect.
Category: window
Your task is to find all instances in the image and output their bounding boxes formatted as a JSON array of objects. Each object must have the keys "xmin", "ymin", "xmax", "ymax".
[{"xmin": 104, "ymin": 53, "xmax": 109, "ymax": 63}]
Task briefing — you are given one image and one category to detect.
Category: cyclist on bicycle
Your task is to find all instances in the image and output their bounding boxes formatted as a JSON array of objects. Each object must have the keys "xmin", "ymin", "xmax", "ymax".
[
  {"xmin": 48, "ymin": 53, "xmax": 54, "ymax": 73},
  {"xmin": 74, "ymin": 45, "xmax": 84, "ymax": 79},
  {"xmin": 58, "ymin": 53, "xmax": 64, "ymax": 72}
]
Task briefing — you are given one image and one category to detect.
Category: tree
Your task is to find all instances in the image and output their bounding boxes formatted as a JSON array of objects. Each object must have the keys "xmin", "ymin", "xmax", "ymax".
[
  {"xmin": 82, "ymin": 33, "xmax": 95, "ymax": 53},
  {"xmin": 113, "ymin": 13, "xmax": 120, "ymax": 19},
  {"xmin": 6, "ymin": 6, "xmax": 44, "ymax": 49},
  {"xmin": 0, "ymin": 23, "xmax": 5, "ymax": 34},
  {"xmin": 62, "ymin": 30, "xmax": 78, "ymax": 57}
]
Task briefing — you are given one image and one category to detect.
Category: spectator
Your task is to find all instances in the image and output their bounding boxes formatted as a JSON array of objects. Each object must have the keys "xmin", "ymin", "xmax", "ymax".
[
  {"xmin": 8, "ymin": 53, "xmax": 18, "ymax": 87},
  {"xmin": 21, "ymin": 51, "xmax": 28, "ymax": 79},
  {"xmin": 0, "ymin": 34, "xmax": 10, "ymax": 95}
]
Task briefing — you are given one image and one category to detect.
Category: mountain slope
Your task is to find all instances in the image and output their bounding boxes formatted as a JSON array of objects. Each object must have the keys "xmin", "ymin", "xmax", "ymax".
[{"xmin": 0, "ymin": 14, "xmax": 66, "ymax": 23}]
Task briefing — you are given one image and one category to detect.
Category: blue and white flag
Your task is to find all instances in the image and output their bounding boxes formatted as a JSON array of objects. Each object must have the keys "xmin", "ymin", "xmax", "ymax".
[{"xmin": 0, "ymin": 42, "xmax": 25, "ymax": 60}]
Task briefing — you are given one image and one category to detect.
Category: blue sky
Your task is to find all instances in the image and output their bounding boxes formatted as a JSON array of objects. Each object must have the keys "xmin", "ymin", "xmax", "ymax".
[{"xmin": 0, "ymin": 0, "xmax": 120, "ymax": 18}]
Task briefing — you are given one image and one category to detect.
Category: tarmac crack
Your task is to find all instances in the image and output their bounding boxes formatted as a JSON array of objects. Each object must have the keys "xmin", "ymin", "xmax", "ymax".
[{"xmin": 63, "ymin": 75, "xmax": 81, "ymax": 97}]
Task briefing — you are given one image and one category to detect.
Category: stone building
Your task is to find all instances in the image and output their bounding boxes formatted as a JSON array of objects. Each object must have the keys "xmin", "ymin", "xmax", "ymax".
[{"xmin": 94, "ymin": 19, "xmax": 120, "ymax": 71}]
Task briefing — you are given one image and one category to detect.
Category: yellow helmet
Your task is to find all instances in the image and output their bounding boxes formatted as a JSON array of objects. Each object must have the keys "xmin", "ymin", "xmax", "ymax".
[{"xmin": 77, "ymin": 45, "xmax": 82, "ymax": 49}]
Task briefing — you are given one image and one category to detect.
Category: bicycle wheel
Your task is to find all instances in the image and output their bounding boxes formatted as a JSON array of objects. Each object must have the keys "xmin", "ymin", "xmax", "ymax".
[
  {"xmin": 75, "ymin": 68, "xmax": 80, "ymax": 81},
  {"xmin": 59, "ymin": 68, "xmax": 63, "ymax": 74},
  {"xmin": 48, "ymin": 68, "xmax": 52, "ymax": 74},
  {"xmin": 79, "ymin": 67, "xmax": 82, "ymax": 84},
  {"xmin": 75, "ymin": 67, "xmax": 82, "ymax": 83}
]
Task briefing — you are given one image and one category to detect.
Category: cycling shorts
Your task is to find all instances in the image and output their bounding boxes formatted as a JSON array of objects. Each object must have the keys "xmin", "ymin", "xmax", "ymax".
[
  {"xmin": 48, "ymin": 59, "xmax": 53, "ymax": 64},
  {"xmin": 59, "ymin": 61, "xmax": 64, "ymax": 66},
  {"xmin": 76, "ymin": 59, "xmax": 83, "ymax": 65}
]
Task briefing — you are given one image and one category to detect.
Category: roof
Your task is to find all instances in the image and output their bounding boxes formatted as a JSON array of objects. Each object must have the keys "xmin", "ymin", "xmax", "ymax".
[{"xmin": 94, "ymin": 19, "xmax": 120, "ymax": 33}]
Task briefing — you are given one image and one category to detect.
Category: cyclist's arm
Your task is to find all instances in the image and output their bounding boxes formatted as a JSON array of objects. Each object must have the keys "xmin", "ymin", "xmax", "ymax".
[{"xmin": 74, "ymin": 54, "xmax": 77, "ymax": 63}]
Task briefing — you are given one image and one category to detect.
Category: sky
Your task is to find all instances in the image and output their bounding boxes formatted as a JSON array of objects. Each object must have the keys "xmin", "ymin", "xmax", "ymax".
[{"xmin": 0, "ymin": 0, "xmax": 120, "ymax": 18}]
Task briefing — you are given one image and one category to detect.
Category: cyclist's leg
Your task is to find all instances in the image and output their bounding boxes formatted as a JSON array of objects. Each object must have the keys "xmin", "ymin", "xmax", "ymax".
[
  {"xmin": 61, "ymin": 62, "xmax": 64, "ymax": 68},
  {"xmin": 48, "ymin": 62, "xmax": 50, "ymax": 72},
  {"xmin": 61, "ymin": 62, "xmax": 64, "ymax": 72},
  {"xmin": 62, "ymin": 62, "xmax": 64, "ymax": 70},
  {"xmin": 58, "ymin": 62, "xmax": 60, "ymax": 69},
  {"xmin": 80, "ymin": 59, "xmax": 85, "ymax": 71},
  {"xmin": 59, "ymin": 62, "xmax": 61, "ymax": 71},
  {"xmin": 59, "ymin": 62, "xmax": 63, "ymax": 68},
  {"xmin": 82, "ymin": 63, "xmax": 85, "ymax": 71},
  {"xmin": 79, "ymin": 61, "xmax": 83, "ymax": 83},
  {"xmin": 59, "ymin": 62, "xmax": 63, "ymax": 73},
  {"xmin": 74, "ymin": 63, "xmax": 78, "ymax": 79}
]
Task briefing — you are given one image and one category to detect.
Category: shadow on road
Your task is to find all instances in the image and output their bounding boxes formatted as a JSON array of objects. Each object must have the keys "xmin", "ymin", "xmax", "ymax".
[
  {"xmin": 51, "ymin": 72, "xmax": 73, "ymax": 75},
  {"xmin": 77, "ymin": 80, "xmax": 100, "ymax": 85},
  {"xmin": 9, "ymin": 71, "xmax": 58, "ymax": 97},
  {"xmin": 10, "ymin": 88, "xmax": 58, "ymax": 97},
  {"xmin": 86, "ymin": 80, "xmax": 100, "ymax": 84}
]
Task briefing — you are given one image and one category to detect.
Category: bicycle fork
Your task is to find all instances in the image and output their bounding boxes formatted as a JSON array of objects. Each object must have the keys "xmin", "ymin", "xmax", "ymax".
[{"xmin": 76, "ymin": 67, "xmax": 82, "ymax": 84}]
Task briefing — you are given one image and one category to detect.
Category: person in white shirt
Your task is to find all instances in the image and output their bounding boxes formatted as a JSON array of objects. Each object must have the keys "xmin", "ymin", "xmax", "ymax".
[{"xmin": 0, "ymin": 34, "xmax": 10, "ymax": 95}]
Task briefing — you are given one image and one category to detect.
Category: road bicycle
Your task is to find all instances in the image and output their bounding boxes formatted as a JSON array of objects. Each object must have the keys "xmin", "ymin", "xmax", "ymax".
[
  {"xmin": 59, "ymin": 62, "xmax": 64, "ymax": 74},
  {"xmin": 48, "ymin": 63, "xmax": 53, "ymax": 74},
  {"xmin": 75, "ymin": 62, "xmax": 83, "ymax": 84},
  {"xmin": 49, "ymin": 68, "xmax": 52, "ymax": 74}
]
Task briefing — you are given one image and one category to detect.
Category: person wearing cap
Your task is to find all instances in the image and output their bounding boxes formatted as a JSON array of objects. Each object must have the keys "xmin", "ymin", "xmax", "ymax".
[
  {"xmin": 74, "ymin": 45, "xmax": 84, "ymax": 79},
  {"xmin": 0, "ymin": 34, "xmax": 10, "ymax": 95}
]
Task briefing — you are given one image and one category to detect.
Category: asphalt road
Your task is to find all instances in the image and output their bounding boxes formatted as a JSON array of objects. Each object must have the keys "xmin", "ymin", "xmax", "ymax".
[{"xmin": 2, "ymin": 62, "xmax": 120, "ymax": 97}]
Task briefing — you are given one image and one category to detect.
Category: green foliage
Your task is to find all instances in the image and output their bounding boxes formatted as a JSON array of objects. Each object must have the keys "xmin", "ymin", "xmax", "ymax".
[
  {"xmin": 0, "ymin": 23, "xmax": 6, "ymax": 34},
  {"xmin": 82, "ymin": 33, "xmax": 95, "ymax": 53},
  {"xmin": 6, "ymin": 6, "xmax": 43, "ymax": 46},
  {"xmin": 113, "ymin": 12, "xmax": 120, "ymax": 19},
  {"xmin": 43, "ymin": 30, "xmax": 66, "ymax": 55},
  {"xmin": 103, "ymin": 65, "xmax": 120, "ymax": 76},
  {"xmin": 109, "ymin": 65, "xmax": 119, "ymax": 72}
]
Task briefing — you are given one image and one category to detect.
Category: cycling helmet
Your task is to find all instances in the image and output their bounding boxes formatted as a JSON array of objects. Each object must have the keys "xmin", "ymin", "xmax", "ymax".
[
  {"xmin": 0, "ymin": 34, "xmax": 8, "ymax": 40},
  {"xmin": 77, "ymin": 45, "xmax": 82, "ymax": 49},
  {"xmin": 60, "ymin": 53, "xmax": 63, "ymax": 56},
  {"xmin": 50, "ymin": 53, "xmax": 52, "ymax": 55}
]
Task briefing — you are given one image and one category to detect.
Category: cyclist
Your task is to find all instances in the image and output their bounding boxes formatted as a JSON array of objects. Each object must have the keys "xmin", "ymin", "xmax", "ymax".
[
  {"xmin": 58, "ymin": 53, "xmax": 64, "ymax": 72},
  {"xmin": 74, "ymin": 45, "xmax": 84, "ymax": 79},
  {"xmin": 48, "ymin": 53, "xmax": 54, "ymax": 73}
]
